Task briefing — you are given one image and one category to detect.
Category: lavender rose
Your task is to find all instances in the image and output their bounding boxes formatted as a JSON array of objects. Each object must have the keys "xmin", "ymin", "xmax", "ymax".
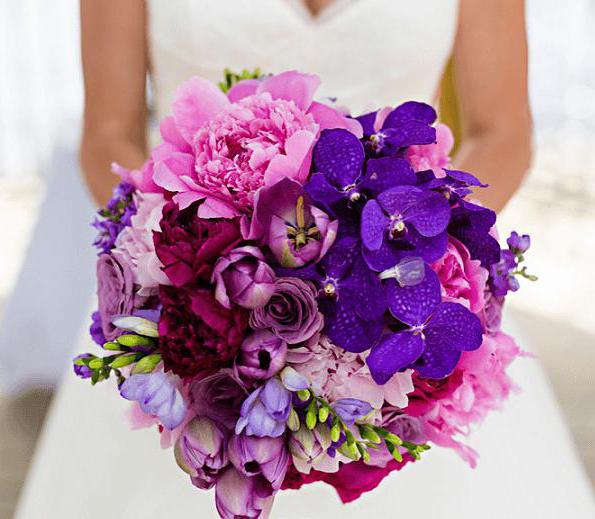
[
  {"xmin": 96, "ymin": 252, "xmax": 137, "ymax": 341},
  {"xmin": 250, "ymin": 277, "xmax": 323, "ymax": 344}
]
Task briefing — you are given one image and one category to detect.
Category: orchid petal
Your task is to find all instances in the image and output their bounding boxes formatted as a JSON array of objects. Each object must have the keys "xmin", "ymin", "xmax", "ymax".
[
  {"xmin": 367, "ymin": 332, "xmax": 425, "ymax": 385},
  {"xmin": 313, "ymin": 129, "xmax": 365, "ymax": 188},
  {"xmin": 361, "ymin": 200, "xmax": 387, "ymax": 251},
  {"xmin": 387, "ymin": 266, "xmax": 441, "ymax": 326}
]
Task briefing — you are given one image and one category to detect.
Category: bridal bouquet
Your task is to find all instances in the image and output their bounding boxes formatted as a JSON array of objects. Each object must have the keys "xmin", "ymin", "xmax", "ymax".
[{"xmin": 75, "ymin": 69, "xmax": 535, "ymax": 518}]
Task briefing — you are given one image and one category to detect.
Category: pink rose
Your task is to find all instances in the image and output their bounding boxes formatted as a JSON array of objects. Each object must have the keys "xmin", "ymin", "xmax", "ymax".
[
  {"xmin": 431, "ymin": 237, "xmax": 488, "ymax": 313},
  {"xmin": 115, "ymin": 192, "xmax": 170, "ymax": 292}
]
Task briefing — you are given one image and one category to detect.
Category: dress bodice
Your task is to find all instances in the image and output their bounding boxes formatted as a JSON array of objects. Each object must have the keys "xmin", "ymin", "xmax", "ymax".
[{"xmin": 147, "ymin": 0, "xmax": 459, "ymax": 119}]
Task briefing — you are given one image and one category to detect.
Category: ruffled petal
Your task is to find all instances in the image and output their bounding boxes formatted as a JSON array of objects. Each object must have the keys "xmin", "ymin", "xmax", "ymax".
[{"xmin": 257, "ymin": 70, "xmax": 321, "ymax": 111}]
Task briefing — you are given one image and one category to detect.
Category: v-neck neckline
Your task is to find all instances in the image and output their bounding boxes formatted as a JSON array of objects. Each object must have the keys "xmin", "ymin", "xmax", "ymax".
[{"xmin": 284, "ymin": 0, "xmax": 358, "ymax": 25}]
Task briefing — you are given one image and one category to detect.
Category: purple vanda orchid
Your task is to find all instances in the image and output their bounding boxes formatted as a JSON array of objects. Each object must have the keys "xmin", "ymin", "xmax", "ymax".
[
  {"xmin": 120, "ymin": 371, "xmax": 187, "ymax": 429},
  {"xmin": 212, "ymin": 246, "xmax": 276, "ymax": 309},
  {"xmin": 361, "ymin": 184, "xmax": 451, "ymax": 270},
  {"xmin": 245, "ymin": 178, "xmax": 338, "ymax": 268},
  {"xmin": 367, "ymin": 266, "xmax": 483, "ymax": 383},
  {"xmin": 305, "ymin": 128, "xmax": 417, "ymax": 213}
]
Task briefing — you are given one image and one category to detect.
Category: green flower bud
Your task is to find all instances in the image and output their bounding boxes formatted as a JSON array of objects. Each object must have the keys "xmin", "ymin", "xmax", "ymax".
[
  {"xmin": 287, "ymin": 408, "xmax": 300, "ymax": 432},
  {"xmin": 103, "ymin": 341, "xmax": 122, "ymax": 351},
  {"xmin": 131, "ymin": 353, "xmax": 162, "ymax": 374},
  {"xmin": 297, "ymin": 389, "xmax": 311, "ymax": 402},
  {"xmin": 318, "ymin": 405, "xmax": 330, "ymax": 423},
  {"xmin": 359, "ymin": 425, "xmax": 382, "ymax": 444},
  {"xmin": 116, "ymin": 334, "xmax": 153, "ymax": 348},
  {"xmin": 330, "ymin": 423, "xmax": 341, "ymax": 443},
  {"xmin": 110, "ymin": 353, "xmax": 138, "ymax": 369}
]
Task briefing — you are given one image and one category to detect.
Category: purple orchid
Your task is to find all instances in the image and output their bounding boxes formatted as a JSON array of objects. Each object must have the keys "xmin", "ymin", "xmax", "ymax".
[
  {"xmin": 361, "ymin": 184, "xmax": 451, "ymax": 270},
  {"xmin": 245, "ymin": 178, "xmax": 338, "ymax": 268},
  {"xmin": 119, "ymin": 371, "xmax": 187, "ymax": 429},
  {"xmin": 448, "ymin": 200, "xmax": 501, "ymax": 268},
  {"xmin": 278, "ymin": 237, "xmax": 387, "ymax": 353},
  {"xmin": 305, "ymin": 129, "xmax": 417, "ymax": 213},
  {"xmin": 359, "ymin": 102, "xmax": 438, "ymax": 156},
  {"xmin": 367, "ymin": 266, "xmax": 483, "ymax": 383},
  {"xmin": 417, "ymin": 168, "xmax": 487, "ymax": 203},
  {"xmin": 235, "ymin": 378, "xmax": 292, "ymax": 438}
]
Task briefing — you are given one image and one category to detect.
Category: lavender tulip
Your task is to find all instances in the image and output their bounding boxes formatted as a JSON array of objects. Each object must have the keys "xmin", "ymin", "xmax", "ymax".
[
  {"xmin": 235, "ymin": 330, "xmax": 288, "ymax": 383},
  {"xmin": 245, "ymin": 177, "xmax": 338, "ymax": 268},
  {"xmin": 228, "ymin": 434, "xmax": 289, "ymax": 490},
  {"xmin": 189, "ymin": 370, "xmax": 248, "ymax": 430},
  {"xmin": 119, "ymin": 371, "xmax": 186, "ymax": 429},
  {"xmin": 289, "ymin": 424, "xmax": 336, "ymax": 474},
  {"xmin": 174, "ymin": 417, "xmax": 229, "ymax": 489},
  {"xmin": 236, "ymin": 378, "xmax": 291, "ymax": 438},
  {"xmin": 215, "ymin": 467, "xmax": 274, "ymax": 519},
  {"xmin": 213, "ymin": 246, "xmax": 276, "ymax": 309}
]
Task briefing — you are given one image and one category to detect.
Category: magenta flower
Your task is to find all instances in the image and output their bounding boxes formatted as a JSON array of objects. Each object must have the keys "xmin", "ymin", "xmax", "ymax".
[
  {"xmin": 174, "ymin": 417, "xmax": 229, "ymax": 489},
  {"xmin": 235, "ymin": 330, "xmax": 288, "ymax": 383},
  {"xmin": 212, "ymin": 246, "xmax": 276, "ymax": 309},
  {"xmin": 152, "ymin": 71, "xmax": 363, "ymax": 219},
  {"xmin": 244, "ymin": 177, "xmax": 338, "ymax": 268}
]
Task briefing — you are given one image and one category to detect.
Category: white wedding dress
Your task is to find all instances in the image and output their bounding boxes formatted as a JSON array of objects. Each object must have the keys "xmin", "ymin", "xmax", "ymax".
[{"xmin": 15, "ymin": 1, "xmax": 595, "ymax": 518}]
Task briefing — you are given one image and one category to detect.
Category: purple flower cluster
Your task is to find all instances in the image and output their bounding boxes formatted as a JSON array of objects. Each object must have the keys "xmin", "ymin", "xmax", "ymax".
[{"xmin": 92, "ymin": 182, "xmax": 137, "ymax": 253}]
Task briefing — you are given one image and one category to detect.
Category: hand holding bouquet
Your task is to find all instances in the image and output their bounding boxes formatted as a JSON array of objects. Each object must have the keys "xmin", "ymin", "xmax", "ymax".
[{"xmin": 75, "ymin": 69, "xmax": 535, "ymax": 518}]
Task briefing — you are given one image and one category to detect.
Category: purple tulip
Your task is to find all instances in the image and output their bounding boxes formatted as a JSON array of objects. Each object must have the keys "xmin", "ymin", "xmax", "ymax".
[
  {"xmin": 215, "ymin": 467, "xmax": 274, "ymax": 519},
  {"xmin": 244, "ymin": 177, "xmax": 338, "ymax": 268},
  {"xmin": 72, "ymin": 354, "xmax": 93, "ymax": 379},
  {"xmin": 228, "ymin": 434, "xmax": 289, "ymax": 491},
  {"xmin": 174, "ymin": 417, "xmax": 229, "ymax": 490},
  {"xmin": 235, "ymin": 330, "xmax": 288, "ymax": 383},
  {"xmin": 213, "ymin": 246, "xmax": 276, "ymax": 309},
  {"xmin": 332, "ymin": 398, "xmax": 373, "ymax": 425},
  {"xmin": 119, "ymin": 371, "xmax": 186, "ymax": 429},
  {"xmin": 288, "ymin": 424, "xmax": 334, "ymax": 474},
  {"xmin": 236, "ymin": 378, "xmax": 291, "ymax": 438},
  {"xmin": 189, "ymin": 370, "xmax": 248, "ymax": 430}
]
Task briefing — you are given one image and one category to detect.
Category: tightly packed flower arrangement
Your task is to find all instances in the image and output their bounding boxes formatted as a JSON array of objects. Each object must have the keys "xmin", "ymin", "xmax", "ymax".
[{"xmin": 75, "ymin": 69, "xmax": 536, "ymax": 518}]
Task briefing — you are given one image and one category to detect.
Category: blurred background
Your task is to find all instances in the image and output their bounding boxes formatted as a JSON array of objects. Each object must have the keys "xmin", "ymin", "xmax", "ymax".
[{"xmin": 0, "ymin": 0, "xmax": 594, "ymax": 516}]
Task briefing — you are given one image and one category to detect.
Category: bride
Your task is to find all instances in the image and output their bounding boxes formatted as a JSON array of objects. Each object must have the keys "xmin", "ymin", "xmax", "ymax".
[{"xmin": 16, "ymin": 1, "xmax": 595, "ymax": 517}]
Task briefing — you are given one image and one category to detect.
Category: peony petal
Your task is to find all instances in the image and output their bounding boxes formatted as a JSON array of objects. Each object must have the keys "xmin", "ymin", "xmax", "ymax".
[
  {"xmin": 227, "ymin": 78, "xmax": 260, "ymax": 102},
  {"xmin": 367, "ymin": 332, "xmax": 425, "ymax": 385},
  {"xmin": 308, "ymin": 101, "xmax": 363, "ymax": 138},
  {"xmin": 264, "ymin": 130, "xmax": 316, "ymax": 186},
  {"xmin": 159, "ymin": 115, "xmax": 191, "ymax": 152},
  {"xmin": 152, "ymin": 152, "xmax": 195, "ymax": 192},
  {"xmin": 257, "ymin": 70, "xmax": 321, "ymax": 111},
  {"xmin": 172, "ymin": 76, "xmax": 230, "ymax": 143}
]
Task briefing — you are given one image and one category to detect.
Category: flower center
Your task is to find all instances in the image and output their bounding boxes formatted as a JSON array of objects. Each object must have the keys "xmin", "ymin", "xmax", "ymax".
[
  {"xmin": 258, "ymin": 350, "xmax": 272, "ymax": 371},
  {"xmin": 322, "ymin": 279, "xmax": 337, "ymax": 297},
  {"xmin": 389, "ymin": 216, "xmax": 407, "ymax": 238},
  {"xmin": 286, "ymin": 196, "xmax": 320, "ymax": 250}
]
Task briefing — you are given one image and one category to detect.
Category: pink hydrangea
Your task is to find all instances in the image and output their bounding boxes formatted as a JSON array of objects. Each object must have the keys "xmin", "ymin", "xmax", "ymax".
[
  {"xmin": 289, "ymin": 336, "xmax": 414, "ymax": 409},
  {"xmin": 152, "ymin": 71, "xmax": 363, "ymax": 219},
  {"xmin": 431, "ymin": 237, "xmax": 489, "ymax": 313},
  {"xmin": 114, "ymin": 192, "xmax": 170, "ymax": 292},
  {"xmin": 406, "ymin": 123, "xmax": 454, "ymax": 176},
  {"xmin": 407, "ymin": 331, "xmax": 521, "ymax": 467}
]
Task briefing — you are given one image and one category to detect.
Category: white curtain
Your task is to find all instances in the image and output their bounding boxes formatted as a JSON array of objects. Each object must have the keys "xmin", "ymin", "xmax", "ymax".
[{"xmin": 0, "ymin": 0, "xmax": 82, "ymax": 180}]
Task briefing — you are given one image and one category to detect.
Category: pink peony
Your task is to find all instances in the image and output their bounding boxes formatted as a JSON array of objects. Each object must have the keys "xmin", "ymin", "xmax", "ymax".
[
  {"xmin": 115, "ymin": 192, "xmax": 170, "ymax": 291},
  {"xmin": 406, "ymin": 331, "xmax": 521, "ymax": 467},
  {"xmin": 406, "ymin": 123, "xmax": 454, "ymax": 176},
  {"xmin": 431, "ymin": 236, "xmax": 488, "ymax": 314},
  {"xmin": 152, "ymin": 71, "xmax": 363, "ymax": 219},
  {"xmin": 290, "ymin": 336, "xmax": 414, "ymax": 409}
]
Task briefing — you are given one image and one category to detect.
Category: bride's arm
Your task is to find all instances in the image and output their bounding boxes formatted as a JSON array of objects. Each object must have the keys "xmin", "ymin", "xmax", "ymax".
[
  {"xmin": 80, "ymin": 0, "xmax": 148, "ymax": 206},
  {"xmin": 452, "ymin": 0, "xmax": 532, "ymax": 212}
]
